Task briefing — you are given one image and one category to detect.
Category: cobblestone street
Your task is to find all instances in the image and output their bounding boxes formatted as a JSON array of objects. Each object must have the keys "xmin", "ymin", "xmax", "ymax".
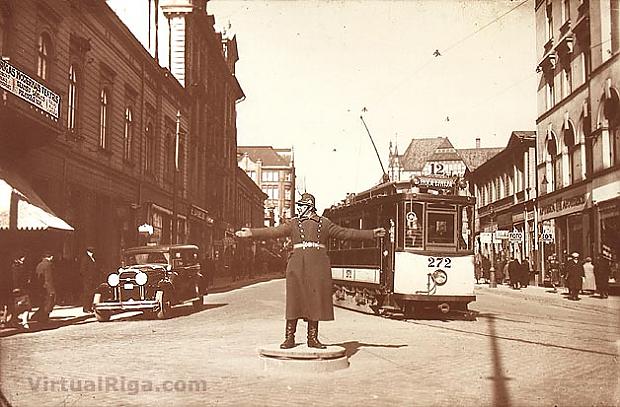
[{"xmin": 1, "ymin": 279, "xmax": 619, "ymax": 407}]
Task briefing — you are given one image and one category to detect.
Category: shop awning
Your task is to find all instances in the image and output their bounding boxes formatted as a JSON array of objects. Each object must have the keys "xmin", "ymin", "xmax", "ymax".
[{"xmin": 0, "ymin": 167, "xmax": 73, "ymax": 231}]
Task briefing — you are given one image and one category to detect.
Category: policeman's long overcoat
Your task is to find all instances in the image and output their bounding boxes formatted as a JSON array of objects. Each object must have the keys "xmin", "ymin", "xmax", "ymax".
[{"xmin": 250, "ymin": 215, "xmax": 375, "ymax": 321}]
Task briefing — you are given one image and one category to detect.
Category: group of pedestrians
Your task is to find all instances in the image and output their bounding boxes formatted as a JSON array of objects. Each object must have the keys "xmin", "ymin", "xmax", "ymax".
[
  {"xmin": 475, "ymin": 251, "xmax": 613, "ymax": 301},
  {"xmin": 0, "ymin": 247, "xmax": 102, "ymax": 330},
  {"xmin": 563, "ymin": 253, "xmax": 611, "ymax": 300},
  {"xmin": 475, "ymin": 254, "xmax": 531, "ymax": 288}
]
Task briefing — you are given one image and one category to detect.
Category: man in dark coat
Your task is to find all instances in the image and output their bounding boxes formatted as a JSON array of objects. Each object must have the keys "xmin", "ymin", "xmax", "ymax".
[
  {"xmin": 80, "ymin": 246, "xmax": 99, "ymax": 313},
  {"xmin": 508, "ymin": 257, "xmax": 521, "ymax": 289},
  {"xmin": 31, "ymin": 252, "xmax": 56, "ymax": 322},
  {"xmin": 594, "ymin": 255, "xmax": 610, "ymax": 299},
  {"xmin": 236, "ymin": 193, "xmax": 385, "ymax": 349},
  {"xmin": 566, "ymin": 252, "xmax": 585, "ymax": 300}
]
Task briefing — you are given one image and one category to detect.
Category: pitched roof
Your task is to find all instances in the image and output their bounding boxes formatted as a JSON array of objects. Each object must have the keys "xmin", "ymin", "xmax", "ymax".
[
  {"xmin": 457, "ymin": 148, "xmax": 503, "ymax": 172},
  {"xmin": 400, "ymin": 137, "xmax": 455, "ymax": 171},
  {"xmin": 237, "ymin": 146, "xmax": 293, "ymax": 167}
]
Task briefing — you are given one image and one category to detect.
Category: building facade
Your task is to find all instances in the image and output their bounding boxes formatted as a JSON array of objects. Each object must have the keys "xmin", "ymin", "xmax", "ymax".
[
  {"xmin": 237, "ymin": 146, "xmax": 295, "ymax": 226},
  {"xmin": 535, "ymin": 0, "xmax": 619, "ymax": 273},
  {"xmin": 0, "ymin": 0, "xmax": 244, "ymax": 270},
  {"xmin": 388, "ymin": 137, "xmax": 503, "ymax": 182},
  {"xmin": 466, "ymin": 132, "xmax": 538, "ymax": 268}
]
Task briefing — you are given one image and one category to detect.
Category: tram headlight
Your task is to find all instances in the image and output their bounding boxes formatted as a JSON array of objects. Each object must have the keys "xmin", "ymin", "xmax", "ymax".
[
  {"xmin": 135, "ymin": 272, "xmax": 148, "ymax": 286},
  {"xmin": 432, "ymin": 269, "xmax": 448, "ymax": 286},
  {"xmin": 107, "ymin": 273, "xmax": 120, "ymax": 287}
]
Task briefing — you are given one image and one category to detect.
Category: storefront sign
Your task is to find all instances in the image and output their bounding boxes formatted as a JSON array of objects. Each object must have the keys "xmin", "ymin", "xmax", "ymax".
[
  {"xmin": 540, "ymin": 194, "xmax": 586, "ymax": 219},
  {"xmin": 190, "ymin": 205, "xmax": 207, "ymax": 221},
  {"xmin": 509, "ymin": 231, "xmax": 523, "ymax": 243},
  {"xmin": 0, "ymin": 59, "xmax": 60, "ymax": 119},
  {"xmin": 494, "ymin": 230, "xmax": 510, "ymax": 240},
  {"xmin": 479, "ymin": 232, "xmax": 492, "ymax": 243},
  {"xmin": 540, "ymin": 222, "xmax": 554, "ymax": 243}
]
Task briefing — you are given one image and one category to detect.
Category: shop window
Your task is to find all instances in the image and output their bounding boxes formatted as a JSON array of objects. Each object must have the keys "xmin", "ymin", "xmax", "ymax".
[{"xmin": 37, "ymin": 33, "xmax": 51, "ymax": 81}]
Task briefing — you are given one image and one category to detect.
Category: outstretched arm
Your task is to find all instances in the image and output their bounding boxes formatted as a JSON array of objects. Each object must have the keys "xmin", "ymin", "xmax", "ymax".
[
  {"xmin": 325, "ymin": 217, "xmax": 385, "ymax": 241},
  {"xmin": 235, "ymin": 222, "xmax": 292, "ymax": 240}
]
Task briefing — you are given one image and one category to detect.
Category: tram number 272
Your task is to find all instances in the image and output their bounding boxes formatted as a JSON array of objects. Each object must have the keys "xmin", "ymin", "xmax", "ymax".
[{"xmin": 427, "ymin": 257, "xmax": 452, "ymax": 268}]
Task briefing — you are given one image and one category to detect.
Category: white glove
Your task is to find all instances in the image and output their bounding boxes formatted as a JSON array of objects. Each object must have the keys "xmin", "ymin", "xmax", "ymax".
[{"xmin": 235, "ymin": 228, "xmax": 252, "ymax": 238}]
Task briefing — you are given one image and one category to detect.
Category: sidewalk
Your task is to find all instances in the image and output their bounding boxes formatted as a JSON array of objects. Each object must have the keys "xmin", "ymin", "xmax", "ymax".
[
  {"xmin": 0, "ymin": 272, "xmax": 284, "ymax": 337},
  {"xmin": 474, "ymin": 281, "xmax": 620, "ymax": 312}
]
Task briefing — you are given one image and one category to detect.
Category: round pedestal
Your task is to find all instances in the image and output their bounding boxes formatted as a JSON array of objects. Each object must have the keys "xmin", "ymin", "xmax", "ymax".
[{"xmin": 258, "ymin": 344, "xmax": 349, "ymax": 373}]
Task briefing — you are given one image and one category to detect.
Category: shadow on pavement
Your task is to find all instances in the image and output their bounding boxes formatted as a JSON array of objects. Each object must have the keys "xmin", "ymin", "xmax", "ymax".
[
  {"xmin": 329, "ymin": 340, "xmax": 408, "ymax": 359},
  {"xmin": 485, "ymin": 314, "xmax": 513, "ymax": 407},
  {"xmin": 0, "ymin": 314, "xmax": 94, "ymax": 338}
]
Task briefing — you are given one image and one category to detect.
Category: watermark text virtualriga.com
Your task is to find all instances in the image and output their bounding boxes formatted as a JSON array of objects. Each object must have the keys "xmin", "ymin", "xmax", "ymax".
[{"xmin": 27, "ymin": 376, "xmax": 207, "ymax": 395}]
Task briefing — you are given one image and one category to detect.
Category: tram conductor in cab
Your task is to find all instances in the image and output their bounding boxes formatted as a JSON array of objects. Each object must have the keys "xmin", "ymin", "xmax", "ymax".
[{"xmin": 236, "ymin": 192, "xmax": 386, "ymax": 349}]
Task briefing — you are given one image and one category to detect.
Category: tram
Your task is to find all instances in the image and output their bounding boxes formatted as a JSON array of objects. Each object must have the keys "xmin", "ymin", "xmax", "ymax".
[{"xmin": 323, "ymin": 176, "xmax": 476, "ymax": 317}]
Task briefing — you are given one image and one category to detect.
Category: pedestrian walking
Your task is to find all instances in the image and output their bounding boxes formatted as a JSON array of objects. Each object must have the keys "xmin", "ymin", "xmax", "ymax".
[
  {"xmin": 594, "ymin": 255, "xmax": 610, "ymax": 299},
  {"xmin": 79, "ymin": 246, "xmax": 99, "ymax": 313},
  {"xmin": 235, "ymin": 192, "xmax": 386, "ymax": 349},
  {"xmin": 509, "ymin": 257, "xmax": 521, "ymax": 289},
  {"xmin": 521, "ymin": 257, "xmax": 531, "ymax": 288},
  {"xmin": 31, "ymin": 251, "xmax": 56, "ymax": 322},
  {"xmin": 481, "ymin": 255, "xmax": 491, "ymax": 284},
  {"xmin": 0, "ymin": 250, "xmax": 15, "ymax": 327},
  {"xmin": 11, "ymin": 253, "xmax": 32, "ymax": 329},
  {"xmin": 565, "ymin": 252, "xmax": 584, "ymax": 301},
  {"xmin": 582, "ymin": 256, "xmax": 596, "ymax": 294}
]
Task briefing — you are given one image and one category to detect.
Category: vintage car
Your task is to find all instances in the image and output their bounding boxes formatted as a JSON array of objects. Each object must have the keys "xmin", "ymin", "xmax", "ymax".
[{"xmin": 92, "ymin": 244, "xmax": 207, "ymax": 322}]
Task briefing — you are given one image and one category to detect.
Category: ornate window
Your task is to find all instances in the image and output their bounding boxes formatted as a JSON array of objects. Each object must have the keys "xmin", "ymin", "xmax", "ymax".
[
  {"xmin": 99, "ymin": 88, "xmax": 109, "ymax": 149},
  {"xmin": 123, "ymin": 107, "xmax": 133, "ymax": 161},
  {"xmin": 67, "ymin": 65, "xmax": 78, "ymax": 131},
  {"xmin": 37, "ymin": 33, "xmax": 51, "ymax": 80},
  {"xmin": 145, "ymin": 121, "xmax": 154, "ymax": 173}
]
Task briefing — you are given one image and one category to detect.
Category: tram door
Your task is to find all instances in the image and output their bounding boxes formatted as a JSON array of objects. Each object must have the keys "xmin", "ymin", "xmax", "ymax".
[{"xmin": 380, "ymin": 203, "xmax": 396, "ymax": 291}]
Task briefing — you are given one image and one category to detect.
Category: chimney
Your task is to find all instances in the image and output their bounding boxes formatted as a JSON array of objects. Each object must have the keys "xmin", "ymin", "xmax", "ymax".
[{"xmin": 475, "ymin": 138, "xmax": 481, "ymax": 149}]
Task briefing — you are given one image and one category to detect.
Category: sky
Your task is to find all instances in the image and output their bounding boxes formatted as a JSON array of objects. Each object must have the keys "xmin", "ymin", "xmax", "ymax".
[{"xmin": 109, "ymin": 0, "xmax": 537, "ymax": 211}]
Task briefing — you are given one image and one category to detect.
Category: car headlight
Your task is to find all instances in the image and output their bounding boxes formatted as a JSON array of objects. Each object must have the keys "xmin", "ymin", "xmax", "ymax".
[
  {"xmin": 433, "ymin": 269, "xmax": 448, "ymax": 286},
  {"xmin": 135, "ymin": 272, "xmax": 148, "ymax": 286},
  {"xmin": 107, "ymin": 273, "xmax": 120, "ymax": 287}
]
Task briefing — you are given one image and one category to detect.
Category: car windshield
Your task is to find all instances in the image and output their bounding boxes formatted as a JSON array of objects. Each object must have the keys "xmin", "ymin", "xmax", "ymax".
[{"xmin": 124, "ymin": 252, "xmax": 170, "ymax": 265}]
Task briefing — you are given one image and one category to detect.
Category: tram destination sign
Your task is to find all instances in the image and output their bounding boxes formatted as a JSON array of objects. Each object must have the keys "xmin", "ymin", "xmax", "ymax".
[
  {"xmin": 0, "ymin": 59, "xmax": 60, "ymax": 119},
  {"xmin": 412, "ymin": 176, "xmax": 455, "ymax": 189}
]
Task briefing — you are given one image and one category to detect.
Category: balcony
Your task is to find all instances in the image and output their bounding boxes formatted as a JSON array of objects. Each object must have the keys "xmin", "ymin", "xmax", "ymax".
[{"xmin": 537, "ymin": 51, "xmax": 558, "ymax": 74}]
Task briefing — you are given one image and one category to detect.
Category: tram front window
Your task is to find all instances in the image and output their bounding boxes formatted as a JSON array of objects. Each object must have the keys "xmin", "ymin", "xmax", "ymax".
[{"xmin": 427, "ymin": 212, "xmax": 455, "ymax": 245}]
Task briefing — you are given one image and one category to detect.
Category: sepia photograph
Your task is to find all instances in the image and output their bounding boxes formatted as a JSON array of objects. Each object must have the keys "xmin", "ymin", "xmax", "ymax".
[{"xmin": 0, "ymin": 0, "xmax": 619, "ymax": 406}]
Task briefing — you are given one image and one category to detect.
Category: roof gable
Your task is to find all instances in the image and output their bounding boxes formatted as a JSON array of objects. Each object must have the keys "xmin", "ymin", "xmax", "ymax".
[{"xmin": 237, "ymin": 146, "xmax": 292, "ymax": 167}]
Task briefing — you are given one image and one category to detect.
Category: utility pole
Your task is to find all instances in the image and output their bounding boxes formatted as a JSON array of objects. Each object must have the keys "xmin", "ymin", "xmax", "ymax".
[{"xmin": 172, "ymin": 110, "xmax": 180, "ymax": 243}]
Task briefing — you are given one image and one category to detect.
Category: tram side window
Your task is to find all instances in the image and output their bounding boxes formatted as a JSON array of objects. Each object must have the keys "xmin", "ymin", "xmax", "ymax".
[
  {"xmin": 404, "ymin": 202, "xmax": 423, "ymax": 249},
  {"xmin": 427, "ymin": 212, "xmax": 455, "ymax": 245}
]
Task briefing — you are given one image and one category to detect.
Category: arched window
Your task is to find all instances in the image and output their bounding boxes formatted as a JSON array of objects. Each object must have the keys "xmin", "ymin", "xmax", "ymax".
[
  {"xmin": 563, "ymin": 121, "xmax": 581, "ymax": 184},
  {"xmin": 99, "ymin": 88, "xmax": 108, "ymax": 149},
  {"xmin": 546, "ymin": 132, "xmax": 560, "ymax": 192},
  {"xmin": 37, "ymin": 33, "xmax": 51, "ymax": 80},
  {"xmin": 145, "ymin": 121, "xmax": 154, "ymax": 173},
  {"xmin": 123, "ymin": 107, "xmax": 133, "ymax": 160},
  {"xmin": 604, "ymin": 88, "xmax": 620, "ymax": 166},
  {"xmin": 67, "ymin": 65, "xmax": 78, "ymax": 131}
]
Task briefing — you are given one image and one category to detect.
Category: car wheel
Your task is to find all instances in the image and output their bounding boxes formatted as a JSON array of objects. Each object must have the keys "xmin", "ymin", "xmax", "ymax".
[
  {"xmin": 192, "ymin": 283, "xmax": 203, "ymax": 311},
  {"xmin": 155, "ymin": 290, "xmax": 171, "ymax": 319},
  {"xmin": 92, "ymin": 293, "xmax": 111, "ymax": 322}
]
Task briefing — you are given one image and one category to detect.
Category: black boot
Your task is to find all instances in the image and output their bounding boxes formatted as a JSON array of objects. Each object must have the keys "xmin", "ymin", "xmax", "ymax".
[
  {"xmin": 307, "ymin": 320, "xmax": 326, "ymax": 349},
  {"xmin": 280, "ymin": 319, "xmax": 297, "ymax": 349}
]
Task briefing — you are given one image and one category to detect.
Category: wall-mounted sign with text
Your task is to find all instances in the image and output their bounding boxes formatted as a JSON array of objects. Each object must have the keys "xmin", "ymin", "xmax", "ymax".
[{"xmin": 0, "ymin": 59, "xmax": 60, "ymax": 119}]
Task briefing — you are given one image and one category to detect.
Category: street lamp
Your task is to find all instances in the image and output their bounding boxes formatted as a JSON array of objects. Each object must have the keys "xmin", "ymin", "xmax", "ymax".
[
  {"xmin": 489, "ymin": 205, "xmax": 497, "ymax": 288},
  {"xmin": 172, "ymin": 110, "xmax": 180, "ymax": 244}
]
